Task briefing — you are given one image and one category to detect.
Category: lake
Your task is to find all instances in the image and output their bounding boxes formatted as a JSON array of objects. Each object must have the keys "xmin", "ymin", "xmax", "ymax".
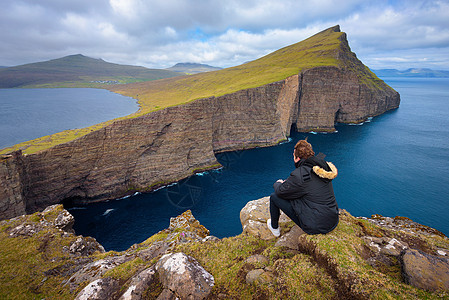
[
  {"xmin": 66, "ymin": 77, "xmax": 449, "ymax": 251},
  {"xmin": 0, "ymin": 88, "xmax": 138, "ymax": 149}
]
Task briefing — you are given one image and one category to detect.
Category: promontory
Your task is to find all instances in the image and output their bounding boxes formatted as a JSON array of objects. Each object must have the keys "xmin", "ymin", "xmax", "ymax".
[{"xmin": 0, "ymin": 25, "xmax": 400, "ymax": 220}]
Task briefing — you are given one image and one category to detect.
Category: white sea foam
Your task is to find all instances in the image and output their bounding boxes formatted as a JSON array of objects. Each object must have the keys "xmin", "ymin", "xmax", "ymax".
[{"xmin": 102, "ymin": 209, "xmax": 115, "ymax": 216}]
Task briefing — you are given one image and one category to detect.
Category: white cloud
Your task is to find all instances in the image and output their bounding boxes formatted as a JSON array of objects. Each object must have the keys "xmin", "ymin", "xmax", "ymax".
[{"xmin": 0, "ymin": 0, "xmax": 448, "ymax": 70}]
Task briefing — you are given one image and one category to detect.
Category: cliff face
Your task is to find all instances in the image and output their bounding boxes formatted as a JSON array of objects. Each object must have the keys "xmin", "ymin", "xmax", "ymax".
[{"xmin": 0, "ymin": 28, "xmax": 400, "ymax": 220}]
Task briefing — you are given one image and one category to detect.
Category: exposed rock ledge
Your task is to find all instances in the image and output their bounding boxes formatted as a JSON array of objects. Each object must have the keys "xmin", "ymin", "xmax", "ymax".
[{"xmin": 1, "ymin": 198, "xmax": 448, "ymax": 299}]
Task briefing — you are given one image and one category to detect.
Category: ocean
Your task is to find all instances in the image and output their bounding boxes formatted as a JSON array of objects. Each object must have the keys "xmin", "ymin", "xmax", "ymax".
[
  {"xmin": 0, "ymin": 88, "xmax": 138, "ymax": 149},
  {"xmin": 66, "ymin": 77, "xmax": 449, "ymax": 251}
]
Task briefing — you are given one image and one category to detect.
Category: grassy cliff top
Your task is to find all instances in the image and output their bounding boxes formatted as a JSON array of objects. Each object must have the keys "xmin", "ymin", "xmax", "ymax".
[
  {"xmin": 111, "ymin": 25, "xmax": 345, "ymax": 113},
  {"xmin": 1, "ymin": 25, "xmax": 377, "ymax": 155}
]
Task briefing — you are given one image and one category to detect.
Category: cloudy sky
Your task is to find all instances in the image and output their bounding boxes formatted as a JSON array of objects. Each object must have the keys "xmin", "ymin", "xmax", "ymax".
[{"xmin": 1, "ymin": 0, "xmax": 448, "ymax": 70}]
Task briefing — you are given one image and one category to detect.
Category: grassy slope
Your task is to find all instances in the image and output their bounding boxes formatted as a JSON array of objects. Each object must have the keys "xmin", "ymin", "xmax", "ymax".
[
  {"xmin": 1, "ymin": 26, "xmax": 384, "ymax": 155},
  {"xmin": 0, "ymin": 54, "xmax": 182, "ymax": 88}
]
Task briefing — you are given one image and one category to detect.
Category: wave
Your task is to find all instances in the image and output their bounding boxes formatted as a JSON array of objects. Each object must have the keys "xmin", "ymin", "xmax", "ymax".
[{"xmin": 102, "ymin": 209, "xmax": 115, "ymax": 216}]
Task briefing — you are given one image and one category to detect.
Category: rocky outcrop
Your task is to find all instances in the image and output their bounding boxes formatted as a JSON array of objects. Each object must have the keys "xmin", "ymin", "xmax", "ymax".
[
  {"xmin": 240, "ymin": 196, "xmax": 292, "ymax": 240},
  {"xmin": 240, "ymin": 197, "xmax": 449, "ymax": 297},
  {"xmin": 0, "ymin": 27, "xmax": 400, "ymax": 220},
  {"xmin": 2, "ymin": 201, "xmax": 449, "ymax": 298},
  {"xmin": 0, "ymin": 205, "xmax": 216, "ymax": 299}
]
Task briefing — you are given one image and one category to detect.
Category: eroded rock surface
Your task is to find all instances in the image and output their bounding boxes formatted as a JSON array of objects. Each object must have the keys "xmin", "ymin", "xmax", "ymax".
[
  {"xmin": 155, "ymin": 252, "xmax": 214, "ymax": 299},
  {"xmin": 401, "ymin": 249, "xmax": 449, "ymax": 292},
  {"xmin": 240, "ymin": 196, "xmax": 290, "ymax": 240}
]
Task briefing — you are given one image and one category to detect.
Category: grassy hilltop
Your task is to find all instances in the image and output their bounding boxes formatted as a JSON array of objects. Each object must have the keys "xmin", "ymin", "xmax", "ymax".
[
  {"xmin": 0, "ymin": 54, "xmax": 181, "ymax": 88},
  {"xmin": 111, "ymin": 25, "xmax": 347, "ymax": 113},
  {"xmin": 1, "ymin": 25, "xmax": 382, "ymax": 155}
]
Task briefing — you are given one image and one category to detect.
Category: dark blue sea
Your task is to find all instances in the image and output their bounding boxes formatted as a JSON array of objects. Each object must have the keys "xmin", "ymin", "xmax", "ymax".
[
  {"xmin": 0, "ymin": 88, "xmax": 138, "ymax": 149},
  {"xmin": 65, "ymin": 77, "xmax": 449, "ymax": 251}
]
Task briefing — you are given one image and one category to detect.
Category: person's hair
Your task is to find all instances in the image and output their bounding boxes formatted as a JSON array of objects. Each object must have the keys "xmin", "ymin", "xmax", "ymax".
[{"xmin": 294, "ymin": 138, "xmax": 315, "ymax": 159}]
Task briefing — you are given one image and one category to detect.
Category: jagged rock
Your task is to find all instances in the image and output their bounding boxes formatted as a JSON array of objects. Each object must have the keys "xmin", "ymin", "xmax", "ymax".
[
  {"xmin": 136, "ymin": 241, "xmax": 169, "ymax": 261},
  {"xmin": 68, "ymin": 236, "xmax": 105, "ymax": 256},
  {"xmin": 119, "ymin": 267, "xmax": 156, "ymax": 300},
  {"xmin": 365, "ymin": 214, "xmax": 446, "ymax": 237},
  {"xmin": 75, "ymin": 277, "xmax": 120, "ymax": 300},
  {"xmin": 155, "ymin": 252, "xmax": 214, "ymax": 299},
  {"xmin": 363, "ymin": 236, "xmax": 407, "ymax": 257},
  {"xmin": 401, "ymin": 249, "xmax": 449, "ymax": 292},
  {"xmin": 169, "ymin": 210, "xmax": 210, "ymax": 239},
  {"xmin": 240, "ymin": 196, "xmax": 290, "ymax": 240},
  {"xmin": 9, "ymin": 222, "xmax": 42, "ymax": 237},
  {"xmin": 66, "ymin": 255, "xmax": 132, "ymax": 291},
  {"xmin": 45, "ymin": 205, "xmax": 74, "ymax": 232},
  {"xmin": 202, "ymin": 235, "xmax": 220, "ymax": 242},
  {"xmin": 275, "ymin": 225, "xmax": 306, "ymax": 250}
]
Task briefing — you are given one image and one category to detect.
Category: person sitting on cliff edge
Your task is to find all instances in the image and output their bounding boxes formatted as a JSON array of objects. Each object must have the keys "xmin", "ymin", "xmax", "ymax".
[{"xmin": 267, "ymin": 138, "xmax": 339, "ymax": 237}]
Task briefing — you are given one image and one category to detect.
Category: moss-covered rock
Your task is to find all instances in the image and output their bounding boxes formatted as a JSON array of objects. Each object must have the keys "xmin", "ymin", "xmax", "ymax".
[{"xmin": 1, "ymin": 201, "xmax": 448, "ymax": 299}]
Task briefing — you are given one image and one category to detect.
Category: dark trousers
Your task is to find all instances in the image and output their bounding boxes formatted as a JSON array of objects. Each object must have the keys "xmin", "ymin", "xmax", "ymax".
[{"xmin": 269, "ymin": 192, "xmax": 301, "ymax": 229}]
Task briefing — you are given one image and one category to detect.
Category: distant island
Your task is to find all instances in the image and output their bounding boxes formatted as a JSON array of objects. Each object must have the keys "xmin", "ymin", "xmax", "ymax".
[
  {"xmin": 372, "ymin": 68, "xmax": 449, "ymax": 78},
  {"xmin": 0, "ymin": 54, "xmax": 183, "ymax": 88},
  {"xmin": 166, "ymin": 62, "xmax": 222, "ymax": 74}
]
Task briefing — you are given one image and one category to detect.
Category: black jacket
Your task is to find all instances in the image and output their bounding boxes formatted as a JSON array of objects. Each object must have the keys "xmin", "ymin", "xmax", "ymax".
[{"xmin": 274, "ymin": 154, "xmax": 339, "ymax": 234}]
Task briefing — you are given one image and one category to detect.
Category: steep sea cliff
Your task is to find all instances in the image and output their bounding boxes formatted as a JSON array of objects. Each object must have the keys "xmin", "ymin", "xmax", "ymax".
[{"xmin": 0, "ymin": 26, "xmax": 399, "ymax": 220}]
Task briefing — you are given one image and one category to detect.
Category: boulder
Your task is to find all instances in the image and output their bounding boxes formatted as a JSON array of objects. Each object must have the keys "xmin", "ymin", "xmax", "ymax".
[
  {"xmin": 66, "ymin": 255, "xmax": 132, "ymax": 291},
  {"xmin": 401, "ymin": 249, "xmax": 449, "ymax": 292},
  {"xmin": 75, "ymin": 277, "xmax": 120, "ymax": 300},
  {"xmin": 119, "ymin": 267, "xmax": 156, "ymax": 300},
  {"xmin": 240, "ymin": 196, "xmax": 290, "ymax": 240},
  {"xmin": 155, "ymin": 252, "xmax": 214, "ymax": 299},
  {"xmin": 275, "ymin": 225, "xmax": 305, "ymax": 250}
]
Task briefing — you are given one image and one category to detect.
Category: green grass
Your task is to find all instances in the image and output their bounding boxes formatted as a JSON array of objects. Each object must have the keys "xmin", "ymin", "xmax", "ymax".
[
  {"xmin": 175, "ymin": 211, "xmax": 447, "ymax": 299},
  {"xmin": 0, "ymin": 220, "xmax": 76, "ymax": 299}
]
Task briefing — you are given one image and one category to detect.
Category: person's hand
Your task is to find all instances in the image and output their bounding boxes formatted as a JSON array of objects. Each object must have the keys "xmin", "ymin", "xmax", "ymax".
[{"xmin": 276, "ymin": 179, "xmax": 284, "ymax": 183}]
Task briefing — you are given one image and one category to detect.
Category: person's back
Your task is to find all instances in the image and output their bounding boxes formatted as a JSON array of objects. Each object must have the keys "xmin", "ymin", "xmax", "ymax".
[{"xmin": 267, "ymin": 139, "xmax": 339, "ymax": 237}]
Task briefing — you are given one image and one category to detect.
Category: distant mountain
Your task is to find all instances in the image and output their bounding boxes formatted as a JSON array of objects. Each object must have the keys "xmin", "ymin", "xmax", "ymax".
[
  {"xmin": 166, "ymin": 63, "xmax": 222, "ymax": 74},
  {"xmin": 372, "ymin": 68, "xmax": 449, "ymax": 78},
  {"xmin": 0, "ymin": 54, "xmax": 182, "ymax": 88}
]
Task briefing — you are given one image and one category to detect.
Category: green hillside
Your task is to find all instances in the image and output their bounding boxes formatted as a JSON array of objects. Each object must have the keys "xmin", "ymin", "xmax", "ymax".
[{"xmin": 0, "ymin": 54, "xmax": 182, "ymax": 88}]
